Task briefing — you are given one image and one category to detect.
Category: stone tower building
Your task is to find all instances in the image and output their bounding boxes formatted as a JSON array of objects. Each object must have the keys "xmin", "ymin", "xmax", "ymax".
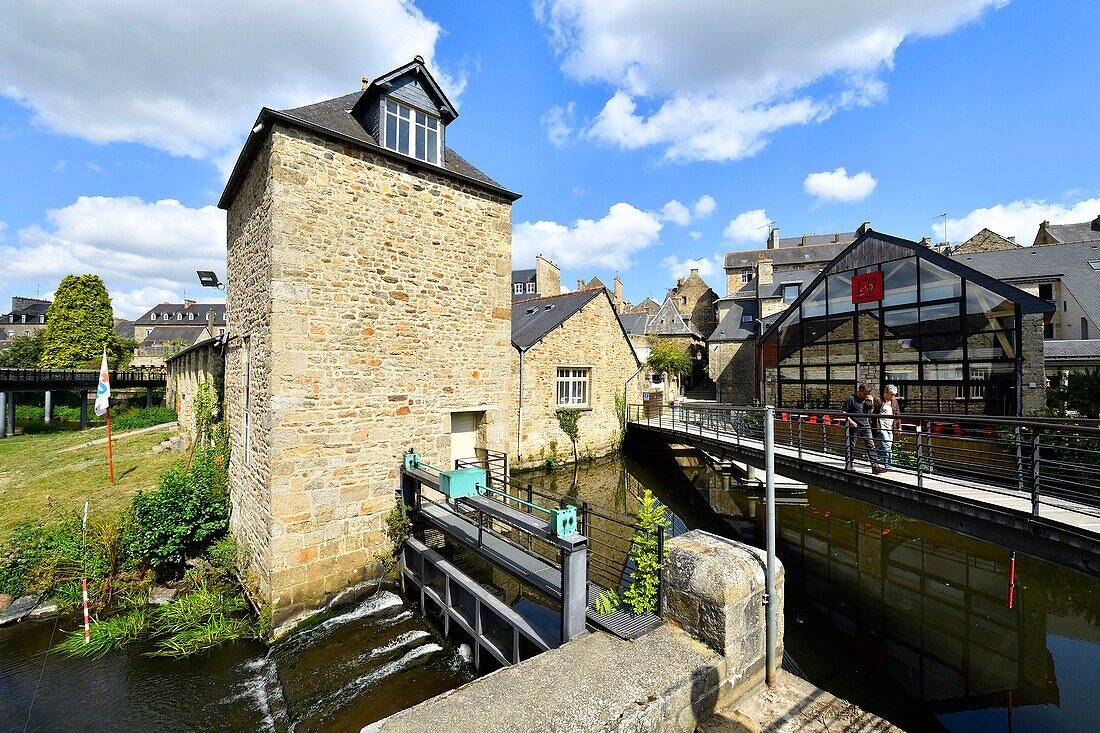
[{"xmin": 218, "ymin": 57, "xmax": 520, "ymax": 631}]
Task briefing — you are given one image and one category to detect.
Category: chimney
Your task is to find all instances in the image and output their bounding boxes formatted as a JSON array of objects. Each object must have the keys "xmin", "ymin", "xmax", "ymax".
[
  {"xmin": 676, "ymin": 277, "xmax": 685, "ymax": 289},
  {"xmin": 756, "ymin": 257, "xmax": 773, "ymax": 286},
  {"xmin": 857, "ymin": 221, "xmax": 871, "ymax": 236},
  {"xmin": 613, "ymin": 276, "xmax": 624, "ymax": 312},
  {"xmin": 577, "ymin": 279, "xmax": 586, "ymax": 290},
  {"xmin": 1092, "ymin": 214, "xmax": 1100, "ymax": 231},
  {"xmin": 184, "ymin": 298, "xmax": 196, "ymax": 308},
  {"xmin": 361, "ymin": 76, "xmax": 370, "ymax": 90},
  {"xmin": 800, "ymin": 235, "xmax": 807, "ymax": 246},
  {"xmin": 206, "ymin": 308, "xmax": 215, "ymax": 337},
  {"xmin": 767, "ymin": 227, "xmax": 780, "ymax": 249},
  {"xmin": 1008, "ymin": 235, "xmax": 1016, "ymax": 243},
  {"xmin": 1034, "ymin": 220, "xmax": 1052, "ymax": 246},
  {"xmin": 535, "ymin": 254, "xmax": 561, "ymax": 296},
  {"xmin": 919, "ymin": 236, "xmax": 932, "ymax": 247}
]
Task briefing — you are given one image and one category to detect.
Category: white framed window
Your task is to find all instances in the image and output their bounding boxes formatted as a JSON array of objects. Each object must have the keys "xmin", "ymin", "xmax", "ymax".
[
  {"xmin": 526, "ymin": 282, "xmax": 535, "ymax": 293},
  {"xmin": 556, "ymin": 367, "xmax": 590, "ymax": 407},
  {"xmin": 782, "ymin": 284, "xmax": 800, "ymax": 303},
  {"xmin": 188, "ymin": 313, "xmax": 195, "ymax": 321},
  {"xmin": 382, "ymin": 98, "xmax": 441, "ymax": 164},
  {"xmin": 150, "ymin": 313, "xmax": 157, "ymax": 321},
  {"xmin": 176, "ymin": 313, "xmax": 183, "ymax": 321},
  {"xmin": 513, "ymin": 283, "xmax": 524, "ymax": 294},
  {"xmin": 740, "ymin": 271, "xmax": 753, "ymax": 283}
]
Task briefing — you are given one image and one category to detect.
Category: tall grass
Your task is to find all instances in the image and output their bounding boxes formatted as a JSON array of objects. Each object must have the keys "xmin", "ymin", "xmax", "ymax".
[{"xmin": 56, "ymin": 608, "xmax": 151, "ymax": 658}]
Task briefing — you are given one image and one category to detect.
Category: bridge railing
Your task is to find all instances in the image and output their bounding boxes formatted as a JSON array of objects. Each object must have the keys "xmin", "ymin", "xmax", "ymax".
[
  {"xmin": 0, "ymin": 367, "xmax": 167, "ymax": 384},
  {"xmin": 628, "ymin": 403, "xmax": 1100, "ymax": 518},
  {"xmin": 455, "ymin": 452, "xmax": 660, "ymax": 605}
]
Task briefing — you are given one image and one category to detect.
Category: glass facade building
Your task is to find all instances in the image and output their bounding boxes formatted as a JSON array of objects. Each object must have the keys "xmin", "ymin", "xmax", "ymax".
[{"xmin": 760, "ymin": 233, "xmax": 1054, "ymax": 415}]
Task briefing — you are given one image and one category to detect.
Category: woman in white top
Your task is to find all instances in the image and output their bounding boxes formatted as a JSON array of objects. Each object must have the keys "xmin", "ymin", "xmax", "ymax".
[{"xmin": 873, "ymin": 385, "xmax": 901, "ymax": 469}]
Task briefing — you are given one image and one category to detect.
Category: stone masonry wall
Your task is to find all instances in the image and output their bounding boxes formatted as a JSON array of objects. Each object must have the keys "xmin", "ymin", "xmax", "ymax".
[
  {"xmin": 511, "ymin": 292, "xmax": 639, "ymax": 469},
  {"xmin": 710, "ymin": 341, "xmax": 755, "ymax": 404},
  {"xmin": 1021, "ymin": 312, "xmax": 1047, "ymax": 415},
  {"xmin": 226, "ymin": 125, "xmax": 513, "ymax": 630},
  {"xmin": 166, "ymin": 339, "xmax": 224, "ymax": 442}
]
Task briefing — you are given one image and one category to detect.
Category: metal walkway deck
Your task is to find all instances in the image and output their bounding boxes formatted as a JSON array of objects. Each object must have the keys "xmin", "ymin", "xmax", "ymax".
[{"xmin": 630, "ymin": 408, "xmax": 1100, "ymax": 576}]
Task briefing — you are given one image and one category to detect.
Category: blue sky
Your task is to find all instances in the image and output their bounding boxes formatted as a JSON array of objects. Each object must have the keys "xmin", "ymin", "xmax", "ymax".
[{"xmin": 1, "ymin": 0, "xmax": 1098, "ymax": 317}]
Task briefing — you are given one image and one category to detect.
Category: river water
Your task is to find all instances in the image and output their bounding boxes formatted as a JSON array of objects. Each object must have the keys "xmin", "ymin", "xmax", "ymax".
[
  {"xmin": 0, "ymin": 589, "xmax": 472, "ymax": 732},
  {"xmin": 2, "ymin": 446, "xmax": 1096, "ymax": 732},
  {"xmin": 520, "ymin": 447, "xmax": 1099, "ymax": 733}
]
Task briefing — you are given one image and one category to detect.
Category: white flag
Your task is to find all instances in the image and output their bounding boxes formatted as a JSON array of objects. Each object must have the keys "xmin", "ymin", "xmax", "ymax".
[{"xmin": 94, "ymin": 348, "xmax": 111, "ymax": 416}]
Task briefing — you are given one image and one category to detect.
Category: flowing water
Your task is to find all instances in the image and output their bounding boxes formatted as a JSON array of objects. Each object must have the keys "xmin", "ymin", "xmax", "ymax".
[
  {"xmin": 520, "ymin": 447, "xmax": 1099, "ymax": 733},
  {"xmin": 0, "ymin": 589, "xmax": 472, "ymax": 732}
]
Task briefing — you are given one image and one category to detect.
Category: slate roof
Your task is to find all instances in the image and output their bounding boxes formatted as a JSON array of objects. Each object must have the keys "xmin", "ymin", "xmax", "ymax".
[
  {"xmin": 709, "ymin": 299, "xmax": 758, "ymax": 343},
  {"xmin": 220, "ymin": 76, "xmax": 520, "ymax": 208},
  {"xmin": 512, "ymin": 289, "xmax": 604, "ymax": 351},
  {"xmin": 5, "ymin": 298, "xmax": 50, "ymax": 322},
  {"xmin": 724, "ymin": 242, "xmax": 848, "ymax": 270},
  {"xmin": 1040, "ymin": 217, "xmax": 1100, "ymax": 244},
  {"xmin": 952, "ymin": 240, "xmax": 1100, "ymax": 326},
  {"xmin": 134, "ymin": 303, "xmax": 226, "ymax": 326},
  {"xmin": 143, "ymin": 326, "xmax": 209, "ymax": 344},
  {"xmin": 114, "ymin": 319, "xmax": 135, "ymax": 340},
  {"xmin": 1044, "ymin": 339, "xmax": 1100, "ymax": 362},
  {"xmin": 618, "ymin": 312, "xmax": 649, "ymax": 336},
  {"xmin": 512, "ymin": 269, "xmax": 536, "ymax": 285},
  {"xmin": 648, "ymin": 297, "xmax": 701, "ymax": 338}
]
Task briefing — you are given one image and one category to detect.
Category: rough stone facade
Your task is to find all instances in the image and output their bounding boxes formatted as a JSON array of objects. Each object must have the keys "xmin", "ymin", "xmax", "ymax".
[
  {"xmin": 534, "ymin": 255, "xmax": 561, "ymax": 296},
  {"xmin": 668, "ymin": 269, "xmax": 719, "ymax": 338},
  {"xmin": 224, "ymin": 125, "xmax": 514, "ymax": 631},
  {"xmin": 953, "ymin": 228, "xmax": 1019, "ymax": 254},
  {"xmin": 165, "ymin": 338, "xmax": 225, "ymax": 441},
  {"xmin": 511, "ymin": 292, "xmax": 639, "ymax": 469},
  {"xmin": 1021, "ymin": 312, "xmax": 1047, "ymax": 415},
  {"xmin": 709, "ymin": 341, "xmax": 755, "ymax": 404}
]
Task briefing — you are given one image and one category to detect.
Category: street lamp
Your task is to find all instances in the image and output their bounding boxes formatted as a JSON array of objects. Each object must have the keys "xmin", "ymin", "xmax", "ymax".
[{"xmin": 196, "ymin": 270, "xmax": 224, "ymax": 290}]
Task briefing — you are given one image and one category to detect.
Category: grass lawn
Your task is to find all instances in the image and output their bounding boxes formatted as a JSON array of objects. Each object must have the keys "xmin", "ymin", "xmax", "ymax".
[{"xmin": 0, "ymin": 426, "xmax": 182, "ymax": 531}]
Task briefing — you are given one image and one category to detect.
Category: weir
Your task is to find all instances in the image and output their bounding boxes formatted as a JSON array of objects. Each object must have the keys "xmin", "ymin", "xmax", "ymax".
[{"xmin": 398, "ymin": 450, "xmax": 662, "ymax": 669}]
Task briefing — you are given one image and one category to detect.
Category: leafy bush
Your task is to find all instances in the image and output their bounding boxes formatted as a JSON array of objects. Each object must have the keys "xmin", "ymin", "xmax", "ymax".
[
  {"xmin": 205, "ymin": 536, "xmax": 238, "ymax": 573},
  {"xmin": 125, "ymin": 436, "xmax": 229, "ymax": 579},
  {"xmin": 0, "ymin": 514, "xmax": 115, "ymax": 599},
  {"xmin": 15, "ymin": 405, "xmax": 45, "ymax": 421},
  {"xmin": 622, "ymin": 489, "xmax": 670, "ymax": 615},
  {"xmin": 112, "ymin": 406, "xmax": 177, "ymax": 432}
]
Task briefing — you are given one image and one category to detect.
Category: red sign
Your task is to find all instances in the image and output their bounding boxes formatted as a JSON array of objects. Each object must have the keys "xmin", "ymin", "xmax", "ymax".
[{"xmin": 851, "ymin": 271, "xmax": 883, "ymax": 304}]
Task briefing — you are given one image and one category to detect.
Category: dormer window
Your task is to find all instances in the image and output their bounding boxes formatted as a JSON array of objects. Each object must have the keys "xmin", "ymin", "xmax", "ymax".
[
  {"xmin": 383, "ymin": 99, "xmax": 440, "ymax": 164},
  {"xmin": 513, "ymin": 283, "xmax": 524, "ymax": 294},
  {"xmin": 177, "ymin": 313, "xmax": 183, "ymax": 321},
  {"xmin": 151, "ymin": 313, "xmax": 157, "ymax": 321},
  {"xmin": 526, "ymin": 282, "xmax": 535, "ymax": 293},
  {"xmin": 188, "ymin": 313, "xmax": 195, "ymax": 321}
]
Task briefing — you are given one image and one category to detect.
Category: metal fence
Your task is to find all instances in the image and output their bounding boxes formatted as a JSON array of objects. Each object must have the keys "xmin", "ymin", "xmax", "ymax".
[{"xmin": 628, "ymin": 403, "xmax": 1100, "ymax": 518}]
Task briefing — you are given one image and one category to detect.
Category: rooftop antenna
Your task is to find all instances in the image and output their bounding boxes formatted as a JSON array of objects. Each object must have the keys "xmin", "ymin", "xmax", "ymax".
[{"xmin": 935, "ymin": 213, "xmax": 948, "ymax": 246}]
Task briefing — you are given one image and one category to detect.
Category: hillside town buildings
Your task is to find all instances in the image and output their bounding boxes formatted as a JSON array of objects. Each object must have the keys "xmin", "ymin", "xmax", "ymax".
[{"xmin": 1, "ymin": 297, "xmax": 50, "ymax": 343}]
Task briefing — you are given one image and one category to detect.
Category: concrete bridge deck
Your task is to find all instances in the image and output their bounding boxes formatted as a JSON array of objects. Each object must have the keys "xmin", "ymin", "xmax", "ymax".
[{"xmin": 629, "ymin": 410, "xmax": 1100, "ymax": 577}]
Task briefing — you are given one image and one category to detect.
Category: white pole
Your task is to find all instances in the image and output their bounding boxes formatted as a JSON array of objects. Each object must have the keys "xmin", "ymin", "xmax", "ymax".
[
  {"xmin": 82, "ymin": 501, "xmax": 90, "ymax": 644},
  {"xmin": 764, "ymin": 405, "xmax": 777, "ymax": 686}
]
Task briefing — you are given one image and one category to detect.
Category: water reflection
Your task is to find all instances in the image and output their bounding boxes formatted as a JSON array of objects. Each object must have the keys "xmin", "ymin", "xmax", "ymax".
[{"xmin": 518, "ymin": 449, "xmax": 1100, "ymax": 733}]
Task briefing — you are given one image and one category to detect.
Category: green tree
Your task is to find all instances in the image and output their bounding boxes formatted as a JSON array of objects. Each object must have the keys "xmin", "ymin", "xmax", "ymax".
[
  {"xmin": 39, "ymin": 275, "xmax": 130, "ymax": 368},
  {"xmin": 645, "ymin": 336, "xmax": 691, "ymax": 382},
  {"xmin": 555, "ymin": 407, "xmax": 581, "ymax": 465},
  {"xmin": 623, "ymin": 489, "xmax": 670, "ymax": 614},
  {"xmin": 1065, "ymin": 368, "xmax": 1100, "ymax": 418},
  {"xmin": 0, "ymin": 331, "xmax": 46, "ymax": 367}
]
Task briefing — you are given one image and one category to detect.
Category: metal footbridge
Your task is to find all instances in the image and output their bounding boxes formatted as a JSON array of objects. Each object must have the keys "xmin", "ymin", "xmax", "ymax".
[
  {"xmin": 628, "ymin": 404, "xmax": 1100, "ymax": 577},
  {"xmin": 399, "ymin": 451, "xmax": 661, "ymax": 671}
]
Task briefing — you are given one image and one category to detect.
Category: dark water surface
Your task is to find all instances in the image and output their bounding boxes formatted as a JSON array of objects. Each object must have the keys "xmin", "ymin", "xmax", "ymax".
[
  {"xmin": 0, "ymin": 590, "xmax": 472, "ymax": 732},
  {"xmin": 520, "ymin": 447, "xmax": 1099, "ymax": 733}
]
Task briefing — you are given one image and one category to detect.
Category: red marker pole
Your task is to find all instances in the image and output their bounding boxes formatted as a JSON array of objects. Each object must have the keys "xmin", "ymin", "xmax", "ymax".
[
  {"xmin": 105, "ymin": 406, "xmax": 115, "ymax": 485},
  {"xmin": 1007, "ymin": 551, "xmax": 1017, "ymax": 609}
]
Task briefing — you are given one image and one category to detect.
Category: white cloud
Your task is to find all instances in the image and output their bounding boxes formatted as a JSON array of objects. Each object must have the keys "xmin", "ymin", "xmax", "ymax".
[
  {"xmin": 51, "ymin": 159, "xmax": 67, "ymax": 173},
  {"xmin": 0, "ymin": 1, "xmax": 456, "ymax": 165},
  {"xmin": 539, "ymin": 0, "xmax": 1005, "ymax": 161},
  {"xmin": 942, "ymin": 197, "xmax": 1100, "ymax": 246},
  {"xmin": 0, "ymin": 196, "xmax": 226, "ymax": 318},
  {"xmin": 542, "ymin": 102, "xmax": 576, "ymax": 147},
  {"xmin": 803, "ymin": 167, "xmax": 878, "ymax": 202},
  {"xmin": 661, "ymin": 194, "xmax": 716, "ymax": 225},
  {"xmin": 513, "ymin": 202, "xmax": 663, "ymax": 270},
  {"xmin": 723, "ymin": 209, "xmax": 771, "ymax": 245},
  {"xmin": 661, "ymin": 253, "xmax": 723, "ymax": 281},
  {"xmin": 660, "ymin": 199, "xmax": 691, "ymax": 226},
  {"xmin": 689, "ymin": 230, "xmax": 703, "ymax": 241},
  {"xmin": 692, "ymin": 194, "xmax": 717, "ymax": 219},
  {"xmin": 0, "ymin": 221, "xmax": 6, "ymax": 241}
]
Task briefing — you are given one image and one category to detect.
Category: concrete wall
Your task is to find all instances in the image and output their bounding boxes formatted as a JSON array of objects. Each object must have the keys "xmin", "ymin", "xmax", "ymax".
[
  {"xmin": 225, "ymin": 125, "xmax": 514, "ymax": 630},
  {"xmin": 166, "ymin": 339, "xmax": 224, "ymax": 440},
  {"xmin": 511, "ymin": 293, "xmax": 639, "ymax": 469}
]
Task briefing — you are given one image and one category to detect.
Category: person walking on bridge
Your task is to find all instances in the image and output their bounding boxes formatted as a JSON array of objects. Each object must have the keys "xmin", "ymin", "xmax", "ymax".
[
  {"xmin": 873, "ymin": 384, "xmax": 901, "ymax": 471},
  {"xmin": 843, "ymin": 384, "xmax": 883, "ymax": 474}
]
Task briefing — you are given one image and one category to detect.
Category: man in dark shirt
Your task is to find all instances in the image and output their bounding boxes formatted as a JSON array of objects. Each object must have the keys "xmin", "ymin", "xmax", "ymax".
[{"xmin": 842, "ymin": 384, "xmax": 883, "ymax": 473}]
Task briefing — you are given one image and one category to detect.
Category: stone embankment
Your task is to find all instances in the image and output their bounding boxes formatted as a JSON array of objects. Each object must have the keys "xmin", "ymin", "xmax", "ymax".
[{"xmin": 363, "ymin": 530, "xmax": 897, "ymax": 733}]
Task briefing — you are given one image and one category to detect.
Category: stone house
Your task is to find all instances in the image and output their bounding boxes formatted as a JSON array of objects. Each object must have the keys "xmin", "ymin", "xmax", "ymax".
[
  {"xmin": 130, "ymin": 301, "xmax": 227, "ymax": 367},
  {"xmin": 218, "ymin": 56, "xmax": 519, "ymax": 632},
  {"xmin": 645, "ymin": 295, "xmax": 706, "ymax": 400},
  {"xmin": 511, "ymin": 288, "xmax": 639, "ymax": 469},
  {"xmin": 2, "ymin": 297, "xmax": 50, "ymax": 343},
  {"xmin": 511, "ymin": 255, "xmax": 560, "ymax": 300},
  {"xmin": 1033, "ymin": 214, "xmax": 1100, "ymax": 245},
  {"xmin": 667, "ymin": 269, "xmax": 718, "ymax": 340},
  {"xmin": 952, "ymin": 228, "xmax": 1019, "ymax": 254}
]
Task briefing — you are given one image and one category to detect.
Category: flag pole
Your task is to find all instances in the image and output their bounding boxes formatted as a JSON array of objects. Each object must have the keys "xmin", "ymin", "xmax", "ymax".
[
  {"xmin": 106, "ymin": 406, "xmax": 115, "ymax": 485},
  {"xmin": 82, "ymin": 501, "xmax": 91, "ymax": 644}
]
